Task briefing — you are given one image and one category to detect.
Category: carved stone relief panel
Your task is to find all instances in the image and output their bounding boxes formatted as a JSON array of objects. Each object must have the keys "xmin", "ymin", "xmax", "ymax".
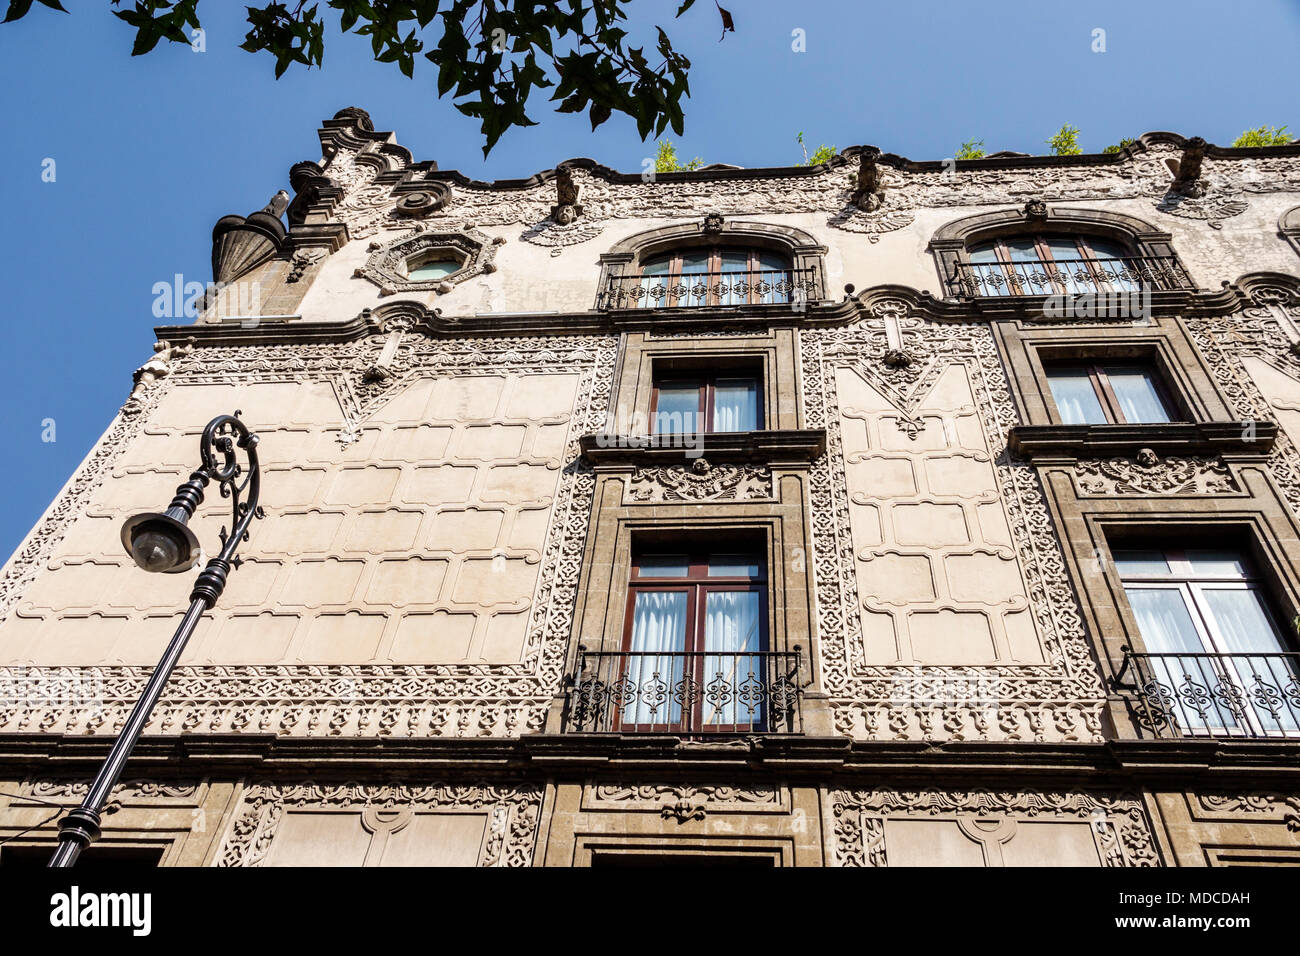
[
  {"xmin": 624, "ymin": 460, "xmax": 773, "ymax": 503},
  {"xmin": 801, "ymin": 317, "xmax": 1106, "ymax": 742},
  {"xmin": 829, "ymin": 788, "xmax": 1160, "ymax": 867},
  {"xmin": 1186, "ymin": 314, "xmax": 1300, "ymax": 523},
  {"xmin": 0, "ymin": 334, "xmax": 617, "ymax": 739},
  {"xmin": 216, "ymin": 782, "xmax": 541, "ymax": 867},
  {"xmin": 1072, "ymin": 455, "xmax": 1240, "ymax": 496}
]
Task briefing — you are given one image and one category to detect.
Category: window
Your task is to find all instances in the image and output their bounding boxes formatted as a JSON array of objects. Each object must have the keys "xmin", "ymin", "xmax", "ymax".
[
  {"xmin": 651, "ymin": 372, "xmax": 761, "ymax": 435},
  {"xmin": 1116, "ymin": 546, "xmax": 1298, "ymax": 735},
  {"xmin": 620, "ymin": 547, "xmax": 768, "ymax": 731},
  {"xmin": 1046, "ymin": 362, "xmax": 1177, "ymax": 424},
  {"xmin": 406, "ymin": 256, "xmax": 461, "ymax": 281},
  {"xmin": 636, "ymin": 247, "xmax": 794, "ymax": 308},
  {"xmin": 966, "ymin": 234, "xmax": 1139, "ymax": 297}
]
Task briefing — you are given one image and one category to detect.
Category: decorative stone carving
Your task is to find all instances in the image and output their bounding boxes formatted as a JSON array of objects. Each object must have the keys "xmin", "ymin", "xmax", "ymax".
[
  {"xmin": 314, "ymin": 132, "xmax": 1298, "ymax": 244},
  {"xmin": 587, "ymin": 784, "xmax": 784, "ymax": 823},
  {"xmin": 210, "ymin": 192, "xmax": 289, "ymax": 285},
  {"xmin": 852, "ymin": 148, "xmax": 886, "ymax": 212},
  {"xmin": 1170, "ymin": 136, "xmax": 1208, "ymax": 197},
  {"xmin": 550, "ymin": 167, "xmax": 583, "ymax": 224},
  {"xmin": 1073, "ymin": 454, "xmax": 1239, "ymax": 496},
  {"xmin": 519, "ymin": 217, "xmax": 605, "ymax": 256},
  {"xmin": 0, "ymin": 333, "xmax": 618, "ymax": 738},
  {"xmin": 393, "ymin": 183, "xmax": 451, "ymax": 218},
  {"xmin": 803, "ymin": 313, "xmax": 1107, "ymax": 742},
  {"xmin": 1197, "ymin": 793, "xmax": 1300, "ymax": 831},
  {"xmin": 1022, "ymin": 198, "xmax": 1049, "ymax": 220},
  {"xmin": 830, "ymin": 788, "xmax": 1160, "ymax": 867},
  {"xmin": 702, "ymin": 212, "xmax": 725, "ymax": 237},
  {"xmin": 124, "ymin": 338, "xmax": 195, "ymax": 415},
  {"xmin": 216, "ymin": 782, "xmax": 542, "ymax": 867},
  {"xmin": 286, "ymin": 247, "xmax": 327, "ymax": 283},
  {"xmin": 625, "ymin": 459, "xmax": 772, "ymax": 502},
  {"xmin": 354, "ymin": 223, "xmax": 502, "ymax": 295}
]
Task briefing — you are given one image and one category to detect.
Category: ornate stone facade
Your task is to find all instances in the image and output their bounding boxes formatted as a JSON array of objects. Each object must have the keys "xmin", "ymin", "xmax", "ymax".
[{"xmin": 1, "ymin": 108, "xmax": 1299, "ymax": 866}]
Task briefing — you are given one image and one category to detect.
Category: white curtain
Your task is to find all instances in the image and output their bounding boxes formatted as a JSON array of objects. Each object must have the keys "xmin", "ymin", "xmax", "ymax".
[
  {"xmin": 1107, "ymin": 368, "xmax": 1171, "ymax": 423},
  {"xmin": 1125, "ymin": 587, "xmax": 1214, "ymax": 731},
  {"xmin": 625, "ymin": 591, "xmax": 688, "ymax": 724},
  {"xmin": 1048, "ymin": 371, "xmax": 1108, "ymax": 425},
  {"xmin": 703, "ymin": 591, "xmax": 762, "ymax": 726},
  {"xmin": 1202, "ymin": 588, "xmax": 1298, "ymax": 733},
  {"xmin": 712, "ymin": 380, "xmax": 758, "ymax": 432}
]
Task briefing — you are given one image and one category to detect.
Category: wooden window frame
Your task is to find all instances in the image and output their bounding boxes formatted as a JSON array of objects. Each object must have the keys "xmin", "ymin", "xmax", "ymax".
[
  {"xmin": 649, "ymin": 372, "xmax": 764, "ymax": 434},
  {"xmin": 620, "ymin": 548, "xmax": 769, "ymax": 733},
  {"xmin": 639, "ymin": 247, "xmax": 793, "ymax": 306},
  {"xmin": 970, "ymin": 234, "xmax": 1136, "ymax": 296},
  {"xmin": 1045, "ymin": 359, "xmax": 1179, "ymax": 425}
]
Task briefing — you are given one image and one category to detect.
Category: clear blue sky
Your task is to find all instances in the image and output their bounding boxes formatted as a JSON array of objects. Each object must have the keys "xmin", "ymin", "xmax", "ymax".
[{"xmin": 0, "ymin": 0, "xmax": 1296, "ymax": 559}]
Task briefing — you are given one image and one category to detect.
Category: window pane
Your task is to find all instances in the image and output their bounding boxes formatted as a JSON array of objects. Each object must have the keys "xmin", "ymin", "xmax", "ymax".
[
  {"xmin": 755, "ymin": 251, "xmax": 790, "ymax": 303},
  {"xmin": 703, "ymin": 590, "xmax": 763, "ymax": 727},
  {"xmin": 1184, "ymin": 551, "xmax": 1248, "ymax": 578},
  {"xmin": 1201, "ymin": 588, "xmax": 1286, "ymax": 655},
  {"xmin": 408, "ymin": 259, "xmax": 459, "ymax": 281},
  {"xmin": 653, "ymin": 384, "xmax": 701, "ymax": 434},
  {"xmin": 1201, "ymin": 588, "xmax": 1298, "ymax": 733},
  {"xmin": 680, "ymin": 251, "xmax": 710, "ymax": 306},
  {"xmin": 625, "ymin": 590, "xmax": 689, "ymax": 724},
  {"xmin": 1047, "ymin": 368, "xmax": 1108, "ymax": 424},
  {"xmin": 637, "ymin": 554, "xmax": 690, "ymax": 578},
  {"xmin": 1045, "ymin": 239, "xmax": 1089, "ymax": 294},
  {"xmin": 712, "ymin": 378, "xmax": 758, "ymax": 432},
  {"xmin": 968, "ymin": 243, "xmax": 1000, "ymax": 263},
  {"xmin": 1088, "ymin": 239, "xmax": 1127, "ymax": 261},
  {"xmin": 1104, "ymin": 367, "xmax": 1172, "ymax": 423},
  {"xmin": 1113, "ymin": 550, "xmax": 1171, "ymax": 577},
  {"xmin": 639, "ymin": 256, "xmax": 672, "ymax": 308},
  {"xmin": 1004, "ymin": 239, "xmax": 1042, "ymax": 263},
  {"xmin": 966, "ymin": 243, "xmax": 1009, "ymax": 296},
  {"xmin": 708, "ymin": 553, "xmax": 761, "ymax": 578},
  {"xmin": 1124, "ymin": 588, "xmax": 1206, "ymax": 655}
]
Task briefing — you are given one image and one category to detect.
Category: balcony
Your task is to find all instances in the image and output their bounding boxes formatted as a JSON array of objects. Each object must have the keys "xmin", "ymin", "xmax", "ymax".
[
  {"xmin": 565, "ymin": 647, "xmax": 803, "ymax": 734},
  {"xmin": 1117, "ymin": 649, "xmax": 1300, "ymax": 739},
  {"xmin": 947, "ymin": 255, "xmax": 1192, "ymax": 299},
  {"xmin": 597, "ymin": 268, "xmax": 820, "ymax": 311}
]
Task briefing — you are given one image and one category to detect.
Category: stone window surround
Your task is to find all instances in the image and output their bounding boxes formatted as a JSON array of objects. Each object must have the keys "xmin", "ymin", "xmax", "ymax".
[
  {"xmin": 928, "ymin": 206, "xmax": 1192, "ymax": 300},
  {"xmin": 1036, "ymin": 464, "xmax": 1300, "ymax": 737},
  {"xmin": 595, "ymin": 220, "xmax": 829, "ymax": 312},
  {"xmin": 1281, "ymin": 205, "xmax": 1300, "ymax": 262},
  {"xmin": 608, "ymin": 328, "xmax": 803, "ymax": 437},
  {"xmin": 993, "ymin": 317, "xmax": 1228, "ymax": 430}
]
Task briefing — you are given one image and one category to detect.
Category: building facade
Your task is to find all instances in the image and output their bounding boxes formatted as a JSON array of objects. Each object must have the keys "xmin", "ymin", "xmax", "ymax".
[{"xmin": 2, "ymin": 107, "xmax": 1300, "ymax": 866}]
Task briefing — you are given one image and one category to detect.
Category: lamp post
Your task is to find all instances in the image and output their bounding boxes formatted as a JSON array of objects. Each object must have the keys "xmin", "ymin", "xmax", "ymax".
[{"xmin": 48, "ymin": 412, "xmax": 263, "ymax": 867}]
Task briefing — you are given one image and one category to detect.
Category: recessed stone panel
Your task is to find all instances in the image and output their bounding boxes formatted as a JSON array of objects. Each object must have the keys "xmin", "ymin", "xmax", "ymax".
[
  {"xmin": 280, "ymin": 558, "xmax": 365, "ymax": 607},
  {"xmin": 908, "ymin": 609, "xmax": 997, "ymax": 664},
  {"xmin": 944, "ymin": 552, "xmax": 1025, "ymax": 605},
  {"xmin": 323, "ymin": 466, "xmax": 402, "ymax": 507},
  {"xmin": 431, "ymin": 376, "xmax": 506, "ymax": 422},
  {"xmin": 505, "ymin": 373, "xmax": 580, "ymax": 420},
  {"xmin": 426, "ymin": 509, "xmax": 504, "ymax": 552},
  {"xmin": 391, "ymin": 611, "xmax": 476, "ymax": 661},
  {"xmin": 206, "ymin": 613, "xmax": 298, "ymax": 664},
  {"xmin": 255, "ymin": 511, "xmax": 343, "ymax": 555},
  {"xmin": 480, "ymin": 464, "xmax": 558, "ymax": 504},
  {"xmin": 456, "ymin": 425, "xmax": 527, "ymax": 460},
  {"xmin": 401, "ymin": 465, "xmax": 477, "ymax": 506},
  {"xmin": 846, "ymin": 457, "xmax": 915, "ymax": 498},
  {"xmin": 925, "ymin": 455, "xmax": 996, "ymax": 497},
  {"xmin": 345, "ymin": 510, "xmax": 422, "ymax": 553},
  {"xmin": 366, "ymin": 557, "xmax": 448, "ymax": 606},
  {"xmin": 859, "ymin": 553, "xmax": 935, "ymax": 604},
  {"xmin": 451, "ymin": 557, "xmax": 537, "ymax": 608},
  {"xmin": 891, "ymin": 503, "xmax": 970, "ymax": 546},
  {"xmin": 480, "ymin": 610, "xmax": 530, "ymax": 661},
  {"xmin": 299, "ymin": 612, "xmax": 386, "ymax": 662}
]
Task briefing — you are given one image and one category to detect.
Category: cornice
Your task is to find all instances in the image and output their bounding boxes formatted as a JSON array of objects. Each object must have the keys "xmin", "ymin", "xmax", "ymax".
[
  {"xmin": 1008, "ymin": 421, "xmax": 1278, "ymax": 462},
  {"xmin": 4, "ymin": 733, "xmax": 1298, "ymax": 788},
  {"xmin": 579, "ymin": 429, "xmax": 827, "ymax": 467}
]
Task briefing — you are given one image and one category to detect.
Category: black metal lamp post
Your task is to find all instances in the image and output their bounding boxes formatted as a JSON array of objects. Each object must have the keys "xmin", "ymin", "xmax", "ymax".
[{"xmin": 48, "ymin": 413, "xmax": 264, "ymax": 867}]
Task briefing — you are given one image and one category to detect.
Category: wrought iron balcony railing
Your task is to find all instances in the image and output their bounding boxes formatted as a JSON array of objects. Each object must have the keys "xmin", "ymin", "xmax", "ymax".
[
  {"xmin": 565, "ymin": 647, "xmax": 803, "ymax": 734},
  {"xmin": 598, "ymin": 268, "xmax": 820, "ymax": 310},
  {"xmin": 948, "ymin": 255, "xmax": 1192, "ymax": 299},
  {"xmin": 1116, "ymin": 649, "xmax": 1300, "ymax": 739}
]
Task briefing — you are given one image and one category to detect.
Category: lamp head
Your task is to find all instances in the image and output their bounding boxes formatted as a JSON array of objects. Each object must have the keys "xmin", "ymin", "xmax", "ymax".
[{"xmin": 120, "ymin": 512, "xmax": 202, "ymax": 574}]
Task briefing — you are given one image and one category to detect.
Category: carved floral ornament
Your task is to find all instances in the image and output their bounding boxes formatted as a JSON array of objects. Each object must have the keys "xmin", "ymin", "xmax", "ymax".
[
  {"xmin": 587, "ymin": 783, "xmax": 784, "ymax": 824},
  {"xmin": 353, "ymin": 222, "xmax": 504, "ymax": 296},
  {"xmin": 1073, "ymin": 451, "xmax": 1240, "ymax": 496},
  {"xmin": 830, "ymin": 788, "xmax": 1160, "ymax": 867},
  {"xmin": 311, "ymin": 125, "xmax": 1300, "ymax": 254},
  {"xmin": 625, "ymin": 458, "xmax": 773, "ymax": 503}
]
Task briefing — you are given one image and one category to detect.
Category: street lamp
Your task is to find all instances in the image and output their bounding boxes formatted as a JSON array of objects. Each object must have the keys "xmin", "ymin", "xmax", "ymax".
[{"xmin": 49, "ymin": 412, "xmax": 264, "ymax": 867}]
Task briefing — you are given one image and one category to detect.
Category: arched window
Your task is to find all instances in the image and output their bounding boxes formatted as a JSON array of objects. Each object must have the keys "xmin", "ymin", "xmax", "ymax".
[
  {"xmin": 929, "ymin": 208, "xmax": 1194, "ymax": 300},
  {"xmin": 965, "ymin": 234, "xmax": 1142, "ymax": 297},
  {"xmin": 632, "ymin": 247, "xmax": 796, "ymax": 308}
]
